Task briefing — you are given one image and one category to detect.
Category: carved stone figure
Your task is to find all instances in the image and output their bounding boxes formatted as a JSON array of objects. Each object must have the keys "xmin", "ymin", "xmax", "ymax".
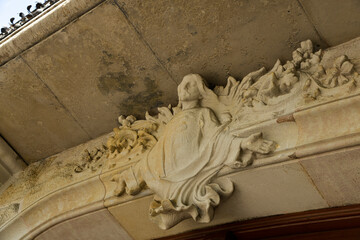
[
  {"xmin": 1, "ymin": 39, "xmax": 359, "ymax": 234},
  {"xmin": 111, "ymin": 74, "xmax": 276, "ymax": 229},
  {"xmin": 107, "ymin": 40, "xmax": 360, "ymax": 229}
]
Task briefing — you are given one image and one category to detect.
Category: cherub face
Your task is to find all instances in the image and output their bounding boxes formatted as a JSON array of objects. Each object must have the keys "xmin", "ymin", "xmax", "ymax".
[{"xmin": 178, "ymin": 75, "xmax": 201, "ymax": 101}]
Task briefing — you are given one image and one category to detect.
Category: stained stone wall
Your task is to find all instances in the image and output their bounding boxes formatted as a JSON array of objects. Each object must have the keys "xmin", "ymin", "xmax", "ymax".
[{"xmin": 0, "ymin": 0, "xmax": 360, "ymax": 163}]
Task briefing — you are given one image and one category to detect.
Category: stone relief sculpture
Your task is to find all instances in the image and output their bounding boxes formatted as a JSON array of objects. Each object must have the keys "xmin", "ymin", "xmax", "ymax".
[
  {"xmin": 109, "ymin": 74, "xmax": 276, "ymax": 229},
  {"xmin": 1, "ymin": 39, "xmax": 359, "ymax": 235},
  {"xmin": 81, "ymin": 40, "xmax": 360, "ymax": 229}
]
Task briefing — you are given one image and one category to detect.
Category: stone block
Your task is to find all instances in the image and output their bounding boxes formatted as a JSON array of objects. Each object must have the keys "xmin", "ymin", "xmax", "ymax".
[
  {"xmin": 301, "ymin": 145, "xmax": 360, "ymax": 206},
  {"xmin": 0, "ymin": 0, "xmax": 105, "ymax": 65},
  {"xmin": 34, "ymin": 209, "xmax": 132, "ymax": 240},
  {"xmin": 294, "ymin": 95, "xmax": 360, "ymax": 147},
  {"xmin": 21, "ymin": 1, "xmax": 178, "ymax": 140},
  {"xmin": 0, "ymin": 57, "xmax": 90, "ymax": 162},
  {"xmin": 21, "ymin": 177, "xmax": 105, "ymax": 230},
  {"xmin": 108, "ymin": 161, "xmax": 328, "ymax": 240},
  {"xmin": 118, "ymin": 0, "xmax": 326, "ymax": 85},
  {"xmin": 299, "ymin": 0, "xmax": 360, "ymax": 46}
]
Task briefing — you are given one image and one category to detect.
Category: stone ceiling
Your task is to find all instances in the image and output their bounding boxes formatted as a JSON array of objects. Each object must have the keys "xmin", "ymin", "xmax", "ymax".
[{"xmin": 0, "ymin": 0, "xmax": 359, "ymax": 164}]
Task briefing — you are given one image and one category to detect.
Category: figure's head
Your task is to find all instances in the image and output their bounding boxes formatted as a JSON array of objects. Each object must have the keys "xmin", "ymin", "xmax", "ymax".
[
  {"xmin": 178, "ymin": 74, "xmax": 206, "ymax": 102},
  {"xmin": 177, "ymin": 74, "xmax": 218, "ymax": 110}
]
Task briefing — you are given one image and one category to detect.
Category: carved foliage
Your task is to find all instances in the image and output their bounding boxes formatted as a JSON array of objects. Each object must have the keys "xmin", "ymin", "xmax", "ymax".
[
  {"xmin": 74, "ymin": 146, "xmax": 106, "ymax": 173},
  {"xmin": 215, "ymin": 40, "xmax": 359, "ymax": 110},
  {"xmin": 104, "ymin": 115, "xmax": 158, "ymax": 169}
]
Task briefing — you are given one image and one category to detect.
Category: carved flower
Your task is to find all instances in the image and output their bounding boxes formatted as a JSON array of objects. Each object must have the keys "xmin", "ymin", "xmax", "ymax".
[{"xmin": 319, "ymin": 55, "xmax": 356, "ymax": 88}]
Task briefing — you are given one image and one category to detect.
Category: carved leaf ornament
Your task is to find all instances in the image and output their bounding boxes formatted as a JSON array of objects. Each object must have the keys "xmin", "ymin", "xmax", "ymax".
[{"xmin": 78, "ymin": 40, "xmax": 360, "ymax": 229}]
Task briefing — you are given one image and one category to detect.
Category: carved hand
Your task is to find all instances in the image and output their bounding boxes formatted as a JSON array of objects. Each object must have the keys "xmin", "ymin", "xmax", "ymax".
[{"xmin": 241, "ymin": 132, "xmax": 276, "ymax": 154}]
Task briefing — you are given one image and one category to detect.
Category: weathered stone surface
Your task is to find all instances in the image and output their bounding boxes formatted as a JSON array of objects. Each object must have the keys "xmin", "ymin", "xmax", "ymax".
[
  {"xmin": 0, "ymin": 133, "xmax": 109, "ymax": 213},
  {"xmin": 294, "ymin": 95, "xmax": 360, "ymax": 147},
  {"xmin": 0, "ymin": 1, "xmax": 360, "ymax": 234},
  {"xmin": 0, "ymin": 215, "xmax": 29, "ymax": 240},
  {"xmin": 21, "ymin": 177, "xmax": 105, "ymax": 231},
  {"xmin": 34, "ymin": 209, "xmax": 132, "ymax": 240},
  {"xmin": 0, "ymin": 57, "xmax": 90, "ymax": 162},
  {"xmin": 21, "ymin": 1, "xmax": 178, "ymax": 142},
  {"xmin": 299, "ymin": 0, "xmax": 360, "ymax": 46},
  {"xmin": 0, "ymin": 136, "xmax": 26, "ymax": 176},
  {"xmin": 320, "ymin": 37, "xmax": 360, "ymax": 71},
  {"xmin": 0, "ymin": 0, "xmax": 106, "ymax": 65},
  {"xmin": 100, "ymin": 37, "xmax": 360, "ymax": 228},
  {"xmin": 0, "ymin": 177, "xmax": 106, "ymax": 240},
  {"xmin": 301, "ymin": 145, "xmax": 360, "ymax": 206},
  {"xmin": 0, "ymin": 165, "xmax": 11, "ymax": 187},
  {"xmin": 0, "ymin": 135, "xmax": 110, "ymax": 239},
  {"xmin": 118, "ymin": 0, "xmax": 326, "ymax": 85},
  {"xmin": 0, "ymin": 203, "xmax": 19, "ymax": 226},
  {"xmin": 2, "ymin": 38, "xmax": 360, "ymax": 236},
  {"xmin": 3, "ymin": 0, "xmax": 360, "ymax": 163},
  {"xmin": 108, "ymin": 162, "xmax": 327, "ymax": 240}
]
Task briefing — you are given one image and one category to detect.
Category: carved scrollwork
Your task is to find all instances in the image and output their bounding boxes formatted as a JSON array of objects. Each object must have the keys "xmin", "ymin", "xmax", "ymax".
[{"xmin": 104, "ymin": 115, "xmax": 158, "ymax": 170}]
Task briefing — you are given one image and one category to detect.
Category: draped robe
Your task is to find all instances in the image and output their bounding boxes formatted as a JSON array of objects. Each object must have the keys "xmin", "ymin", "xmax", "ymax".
[{"xmin": 124, "ymin": 107, "xmax": 244, "ymax": 229}]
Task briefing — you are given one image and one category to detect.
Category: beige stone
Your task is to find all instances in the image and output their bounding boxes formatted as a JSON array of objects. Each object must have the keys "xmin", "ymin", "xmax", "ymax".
[
  {"xmin": 1, "ymin": 38, "xmax": 360, "ymax": 233},
  {"xmin": 21, "ymin": 1, "xmax": 178, "ymax": 142},
  {"xmin": 118, "ymin": 0, "xmax": 326, "ymax": 85},
  {"xmin": 34, "ymin": 209, "xmax": 132, "ymax": 240},
  {"xmin": 0, "ymin": 215, "xmax": 29, "ymax": 240},
  {"xmin": 108, "ymin": 73, "xmax": 277, "ymax": 229},
  {"xmin": 294, "ymin": 95, "xmax": 360, "ymax": 147},
  {"xmin": 23, "ymin": 202, "xmax": 105, "ymax": 240},
  {"xmin": 108, "ymin": 161, "xmax": 328, "ymax": 240},
  {"xmin": 100, "ymin": 167, "xmax": 153, "ymax": 208},
  {"xmin": 102, "ymin": 39, "xmax": 360, "ymax": 229},
  {"xmin": 321, "ymin": 37, "xmax": 360, "ymax": 72},
  {"xmin": 0, "ymin": 203, "xmax": 19, "ymax": 226},
  {"xmin": 0, "ymin": 179, "xmax": 103, "ymax": 239},
  {"xmin": 2, "ymin": 0, "xmax": 360, "ymax": 164},
  {"xmin": 21, "ymin": 176, "xmax": 105, "ymax": 230},
  {"xmin": 0, "ymin": 134, "xmax": 108, "ymax": 218},
  {"xmin": 0, "ymin": 0, "xmax": 105, "ymax": 65},
  {"xmin": 301, "ymin": 145, "xmax": 360, "ymax": 206},
  {"xmin": 1, "ymin": 30, "xmax": 360, "ymax": 238},
  {"xmin": 0, "ymin": 136, "xmax": 26, "ymax": 177},
  {"xmin": 0, "ymin": 57, "xmax": 90, "ymax": 162},
  {"xmin": 299, "ymin": 0, "xmax": 360, "ymax": 46},
  {"xmin": 0, "ymin": 165, "xmax": 11, "ymax": 187}
]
